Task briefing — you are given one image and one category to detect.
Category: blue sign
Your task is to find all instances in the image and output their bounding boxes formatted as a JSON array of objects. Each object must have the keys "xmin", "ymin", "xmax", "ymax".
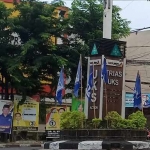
[{"xmin": 125, "ymin": 93, "xmax": 150, "ymax": 108}]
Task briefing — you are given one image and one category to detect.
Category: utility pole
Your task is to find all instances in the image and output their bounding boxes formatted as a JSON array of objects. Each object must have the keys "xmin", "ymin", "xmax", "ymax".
[{"xmin": 103, "ymin": 0, "xmax": 113, "ymax": 39}]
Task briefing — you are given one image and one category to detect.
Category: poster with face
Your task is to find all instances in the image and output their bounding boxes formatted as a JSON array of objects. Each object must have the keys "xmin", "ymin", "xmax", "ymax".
[
  {"xmin": 125, "ymin": 93, "xmax": 150, "ymax": 108},
  {"xmin": 13, "ymin": 97, "xmax": 39, "ymax": 131},
  {"xmin": 46, "ymin": 106, "xmax": 70, "ymax": 138},
  {"xmin": 0, "ymin": 100, "xmax": 13, "ymax": 134}
]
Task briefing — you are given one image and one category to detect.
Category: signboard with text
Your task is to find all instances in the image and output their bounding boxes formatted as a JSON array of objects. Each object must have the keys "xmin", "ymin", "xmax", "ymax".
[
  {"xmin": 46, "ymin": 106, "xmax": 70, "ymax": 138},
  {"xmin": 86, "ymin": 38, "xmax": 126, "ymax": 119},
  {"xmin": 102, "ymin": 57, "xmax": 124, "ymax": 118},
  {"xmin": 13, "ymin": 96, "xmax": 39, "ymax": 131},
  {"xmin": 88, "ymin": 58, "xmax": 101, "ymax": 119}
]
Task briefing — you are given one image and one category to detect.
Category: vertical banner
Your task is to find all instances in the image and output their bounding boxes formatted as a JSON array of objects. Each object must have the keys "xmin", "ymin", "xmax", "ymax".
[
  {"xmin": 46, "ymin": 106, "xmax": 70, "ymax": 138},
  {"xmin": 71, "ymin": 96, "xmax": 84, "ymax": 112},
  {"xmin": 13, "ymin": 96, "xmax": 39, "ymax": 131},
  {"xmin": 0, "ymin": 100, "xmax": 13, "ymax": 134},
  {"xmin": 88, "ymin": 58, "xmax": 101, "ymax": 119}
]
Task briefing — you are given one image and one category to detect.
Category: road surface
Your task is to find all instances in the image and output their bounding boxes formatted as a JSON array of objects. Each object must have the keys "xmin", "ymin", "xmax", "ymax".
[{"xmin": 0, "ymin": 147, "xmax": 41, "ymax": 150}]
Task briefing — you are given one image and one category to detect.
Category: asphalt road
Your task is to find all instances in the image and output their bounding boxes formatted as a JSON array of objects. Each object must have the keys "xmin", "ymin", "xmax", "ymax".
[{"xmin": 0, "ymin": 147, "xmax": 41, "ymax": 150}]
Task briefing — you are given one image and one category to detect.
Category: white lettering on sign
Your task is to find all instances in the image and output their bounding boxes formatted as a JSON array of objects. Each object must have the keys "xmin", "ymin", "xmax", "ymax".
[
  {"xmin": 108, "ymin": 70, "xmax": 122, "ymax": 78},
  {"xmin": 107, "ymin": 70, "xmax": 123, "ymax": 86},
  {"xmin": 90, "ymin": 59, "xmax": 101, "ymax": 66},
  {"xmin": 90, "ymin": 106, "xmax": 98, "ymax": 109},
  {"xmin": 106, "ymin": 59, "xmax": 123, "ymax": 67},
  {"xmin": 108, "ymin": 79, "xmax": 118, "ymax": 86},
  {"xmin": 91, "ymin": 69, "xmax": 98, "ymax": 105},
  {"xmin": 91, "ymin": 93, "xmax": 96, "ymax": 103},
  {"xmin": 10, "ymin": 32, "xmax": 21, "ymax": 45}
]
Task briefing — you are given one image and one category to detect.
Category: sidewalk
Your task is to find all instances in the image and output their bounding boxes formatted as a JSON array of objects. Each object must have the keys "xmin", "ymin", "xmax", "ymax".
[{"xmin": 0, "ymin": 140, "xmax": 44, "ymax": 148}]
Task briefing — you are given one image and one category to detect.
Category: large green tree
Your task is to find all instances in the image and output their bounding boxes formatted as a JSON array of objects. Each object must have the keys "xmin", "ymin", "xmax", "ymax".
[
  {"xmin": 68, "ymin": 0, "xmax": 130, "ymax": 44},
  {"xmin": 59, "ymin": 0, "xmax": 130, "ymax": 93},
  {"xmin": 8, "ymin": 0, "xmax": 68, "ymax": 103},
  {"xmin": 0, "ymin": 2, "xmax": 16, "ymax": 100}
]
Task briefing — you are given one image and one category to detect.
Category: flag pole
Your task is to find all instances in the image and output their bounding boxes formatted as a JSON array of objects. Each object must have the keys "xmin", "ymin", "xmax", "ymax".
[
  {"xmin": 105, "ymin": 83, "xmax": 108, "ymax": 128},
  {"xmin": 63, "ymin": 66, "xmax": 67, "ymax": 110},
  {"xmin": 92, "ymin": 62, "xmax": 96, "ymax": 118},
  {"xmin": 139, "ymin": 71, "xmax": 143, "ymax": 114},
  {"xmin": 80, "ymin": 54, "xmax": 84, "ymax": 128},
  {"xmin": 102, "ymin": 55, "xmax": 108, "ymax": 128},
  {"xmin": 80, "ymin": 54, "xmax": 83, "ymax": 103}
]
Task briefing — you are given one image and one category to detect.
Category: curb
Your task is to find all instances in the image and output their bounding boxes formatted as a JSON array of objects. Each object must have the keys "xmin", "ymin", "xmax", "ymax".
[
  {"xmin": 43, "ymin": 140, "xmax": 150, "ymax": 150},
  {"xmin": 0, "ymin": 143, "xmax": 43, "ymax": 148}
]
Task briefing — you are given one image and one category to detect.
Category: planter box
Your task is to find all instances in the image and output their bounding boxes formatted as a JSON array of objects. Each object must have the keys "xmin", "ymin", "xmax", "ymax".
[{"xmin": 60, "ymin": 129, "xmax": 147, "ymax": 141}]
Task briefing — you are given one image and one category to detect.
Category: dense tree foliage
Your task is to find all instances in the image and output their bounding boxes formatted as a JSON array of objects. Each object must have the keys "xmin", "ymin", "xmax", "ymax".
[
  {"xmin": 10, "ymin": 0, "xmax": 69, "ymax": 103},
  {"xmin": 0, "ymin": 2, "xmax": 15, "ymax": 100},
  {"xmin": 63, "ymin": 0, "xmax": 130, "ymax": 94},
  {"xmin": 0, "ymin": 0, "xmax": 130, "ymax": 102},
  {"xmin": 68, "ymin": 0, "xmax": 130, "ymax": 43}
]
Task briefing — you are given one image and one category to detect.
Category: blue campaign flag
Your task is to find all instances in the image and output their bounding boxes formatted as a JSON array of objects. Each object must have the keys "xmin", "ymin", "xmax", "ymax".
[
  {"xmin": 56, "ymin": 68, "xmax": 65, "ymax": 104},
  {"xmin": 101, "ymin": 56, "xmax": 108, "ymax": 84},
  {"xmin": 133, "ymin": 71, "xmax": 142, "ymax": 109},
  {"xmin": 86, "ymin": 65, "xmax": 93, "ymax": 101},
  {"xmin": 74, "ymin": 56, "xmax": 81, "ymax": 97}
]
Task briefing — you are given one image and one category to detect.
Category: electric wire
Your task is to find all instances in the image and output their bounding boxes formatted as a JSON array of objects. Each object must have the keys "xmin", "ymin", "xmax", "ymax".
[{"xmin": 121, "ymin": 0, "xmax": 135, "ymax": 11}]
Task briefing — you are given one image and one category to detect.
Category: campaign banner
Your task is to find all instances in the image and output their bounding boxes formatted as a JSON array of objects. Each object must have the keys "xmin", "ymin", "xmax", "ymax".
[
  {"xmin": 125, "ymin": 93, "xmax": 150, "ymax": 108},
  {"xmin": 13, "ymin": 95, "xmax": 39, "ymax": 131},
  {"xmin": 71, "ymin": 96, "xmax": 84, "ymax": 112},
  {"xmin": 46, "ymin": 106, "xmax": 70, "ymax": 138},
  {"xmin": 0, "ymin": 100, "xmax": 13, "ymax": 134}
]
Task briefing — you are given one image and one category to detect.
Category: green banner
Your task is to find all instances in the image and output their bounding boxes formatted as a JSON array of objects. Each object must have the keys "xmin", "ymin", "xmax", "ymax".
[{"xmin": 71, "ymin": 96, "xmax": 84, "ymax": 112}]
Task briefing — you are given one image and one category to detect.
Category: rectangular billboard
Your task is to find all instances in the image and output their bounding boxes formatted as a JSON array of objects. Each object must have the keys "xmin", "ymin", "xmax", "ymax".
[
  {"xmin": 46, "ymin": 106, "xmax": 70, "ymax": 138},
  {"xmin": 0, "ymin": 100, "xmax": 13, "ymax": 134},
  {"xmin": 13, "ymin": 96, "xmax": 39, "ymax": 131},
  {"xmin": 125, "ymin": 93, "xmax": 150, "ymax": 108}
]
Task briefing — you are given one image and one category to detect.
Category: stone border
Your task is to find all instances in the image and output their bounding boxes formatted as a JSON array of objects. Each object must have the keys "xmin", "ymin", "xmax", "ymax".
[
  {"xmin": 43, "ymin": 140, "xmax": 150, "ymax": 149},
  {"xmin": 0, "ymin": 143, "xmax": 43, "ymax": 148}
]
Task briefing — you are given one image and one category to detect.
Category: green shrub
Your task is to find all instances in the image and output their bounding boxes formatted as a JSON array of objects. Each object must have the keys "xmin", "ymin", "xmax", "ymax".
[
  {"xmin": 117, "ymin": 119, "xmax": 136, "ymax": 129},
  {"xmin": 60, "ymin": 111, "xmax": 86, "ymax": 129},
  {"xmin": 128, "ymin": 111, "xmax": 147, "ymax": 129},
  {"xmin": 105, "ymin": 111, "xmax": 122, "ymax": 128},
  {"xmin": 85, "ymin": 120, "xmax": 93, "ymax": 129},
  {"xmin": 61, "ymin": 111, "xmax": 147, "ymax": 130},
  {"xmin": 92, "ymin": 118, "xmax": 102, "ymax": 128},
  {"xmin": 60, "ymin": 111, "xmax": 72, "ymax": 129}
]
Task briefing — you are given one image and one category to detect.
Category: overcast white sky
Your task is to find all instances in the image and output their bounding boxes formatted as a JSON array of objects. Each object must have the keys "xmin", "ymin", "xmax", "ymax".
[{"xmin": 45, "ymin": 0, "xmax": 150, "ymax": 30}]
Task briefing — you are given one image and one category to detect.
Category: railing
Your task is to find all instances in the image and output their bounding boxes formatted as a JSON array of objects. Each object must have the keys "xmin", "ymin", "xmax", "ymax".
[{"xmin": 60, "ymin": 129, "xmax": 147, "ymax": 141}]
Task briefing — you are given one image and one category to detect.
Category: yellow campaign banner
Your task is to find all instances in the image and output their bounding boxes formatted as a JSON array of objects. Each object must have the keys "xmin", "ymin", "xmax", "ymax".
[
  {"xmin": 13, "ymin": 96, "xmax": 39, "ymax": 131},
  {"xmin": 46, "ymin": 106, "xmax": 70, "ymax": 138}
]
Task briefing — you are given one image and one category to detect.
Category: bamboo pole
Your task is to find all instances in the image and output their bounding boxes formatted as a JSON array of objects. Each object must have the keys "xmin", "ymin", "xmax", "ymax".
[
  {"xmin": 139, "ymin": 71, "xmax": 143, "ymax": 114},
  {"xmin": 64, "ymin": 74, "xmax": 67, "ymax": 110},
  {"xmin": 80, "ymin": 54, "xmax": 83, "ymax": 103},
  {"xmin": 80, "ymin": 54, "xmax": 84, "ymax": 128},
  {"xmin": 92, "ymin": 62, "xmax": 96, "ymax": 118},
  {"xmin": 105, "ymin": 83, "xmax": 108, "ymax": 128}
]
